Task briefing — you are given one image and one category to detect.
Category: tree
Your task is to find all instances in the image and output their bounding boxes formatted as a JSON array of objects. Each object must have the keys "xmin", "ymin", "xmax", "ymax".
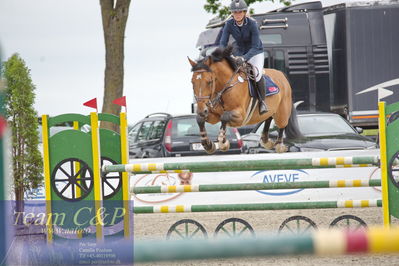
[
  {"xmin": 100, "ymin": 0, "xmax": 131, "ymax": 131},
  {"xmin": 204, "ymin": 0, "xmax": 292, "ymax": 19},
  {"xmin": 2, "ymin": 54, "xmax": 43, "ymax": 215}
]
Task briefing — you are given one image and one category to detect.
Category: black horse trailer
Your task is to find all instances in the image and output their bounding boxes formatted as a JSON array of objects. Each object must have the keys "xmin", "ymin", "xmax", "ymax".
[{"xmin": 196, "ymin": 0, "xmax": 399, "ymax": 128}]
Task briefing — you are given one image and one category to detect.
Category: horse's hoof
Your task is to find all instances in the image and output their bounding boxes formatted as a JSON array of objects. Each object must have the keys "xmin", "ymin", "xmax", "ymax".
[
  {"xmin": 275, "ymin": 143, "xmax": 288, "ymax": 153},
  {"xmin": 204, "ymin": 142, "xmax": 216, "ymax": 154},
  {"xmin": 261, "ymin": 140, "xmax": 275, "ymax": 150},
  {"xmin": 219, "ymin": 139, "xmax": 230, "ymax": 152}
]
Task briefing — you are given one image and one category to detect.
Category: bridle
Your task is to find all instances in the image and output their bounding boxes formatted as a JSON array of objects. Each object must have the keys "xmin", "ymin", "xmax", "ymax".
[
  {"xmin": 193, "ymin": 65, "xmax": 246, "ymax": 110},
  {"xmin": 193, "ymin": 69, "xmax": 216, "ymax": 108}
]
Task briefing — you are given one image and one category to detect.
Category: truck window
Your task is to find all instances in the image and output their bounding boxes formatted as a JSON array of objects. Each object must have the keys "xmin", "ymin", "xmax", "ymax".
[
  {"xmin": 264, "ymin": 51, "xmax": 270, "ymax": 68},
  {"xmin": 274, "ymin": 50, "xmax": 286, "ymax": 73},
  {"xmin": 260, "ymin": 34, "xmax": 282, "ymax": 45}
]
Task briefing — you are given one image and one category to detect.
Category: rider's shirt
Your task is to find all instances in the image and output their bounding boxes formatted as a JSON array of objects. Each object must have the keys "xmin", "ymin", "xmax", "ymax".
[{"xmin": 219, "ymin": 17, "xmax": 263, "ymax": 61}]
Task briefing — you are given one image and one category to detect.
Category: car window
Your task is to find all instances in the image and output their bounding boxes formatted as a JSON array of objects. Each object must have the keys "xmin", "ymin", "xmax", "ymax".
[
  {"xmin": 128, "ymin": 123, "xmax": 142, "ymax": 143},
  {"xmin": 137, "ymin": 121, "xmax": 153, "ymax": 142},
  {"xmin": 256, "ymin": 115, "xmax": 356, "ymax": 136},
  {"xmin": 172, "ymin": 117, "xmax": 230, "ymax": 138},
  {"xmin": 148, "ymin": 120, "xmax": 165, "ymax": 140},
  {"xmin": 298, "ymin": 115, "xmax": 355, "ymax": 135},
  {"xmin": 173, "ymin": 118, "xmax": 198, "ymax": 138}
]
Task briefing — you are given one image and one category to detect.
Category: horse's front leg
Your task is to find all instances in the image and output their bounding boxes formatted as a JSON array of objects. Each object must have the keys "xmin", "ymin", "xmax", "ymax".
[
  {"xmin": 217, "ymin": 112, "xmax": 233, "ymax": 152},
  {"xmin": 196, "ymin": 115, "xmax": 216, "ymax": 154}
]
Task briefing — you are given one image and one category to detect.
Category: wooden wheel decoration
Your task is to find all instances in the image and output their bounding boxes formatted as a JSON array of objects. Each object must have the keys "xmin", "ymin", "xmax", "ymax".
[
  {"xmin": 51, "ymin": 158, "xmax": 93, "ymax": 201},
  {"xmin": 329, "ymin": 215, "xmax": 367, "ymax": 230},
  {"xmin": 100, "ymin": 157, "xmax": 122, "ymax": 200},
  {"xmin": 214, "ymin": 218, "xmax": 255, "ymax": 238},
  {"xmin": 388, "ymin": 151, "xmax": 399, "ymax": 189},
  {"xmin": 166, "ymin": 219, "xmax": 208, "ymax": 240},
  {"xmin": 278, "ymin": 215, "xmax": 317, "ymax": 234}
]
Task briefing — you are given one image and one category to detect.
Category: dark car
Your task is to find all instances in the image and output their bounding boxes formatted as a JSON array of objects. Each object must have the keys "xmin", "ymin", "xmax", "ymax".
[
  {"xmin": 242, "ymin": 112, "xmax": 377, "ymax": 153},
  {"xmin": 128, "ymin": 113, "xmax": 243, "ymax": 158}
]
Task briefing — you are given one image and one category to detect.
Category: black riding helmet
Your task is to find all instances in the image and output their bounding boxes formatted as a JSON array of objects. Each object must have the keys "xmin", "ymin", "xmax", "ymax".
[{"xmin": 229, "ymin": 0, "xmax": 248, "ymax": 12}]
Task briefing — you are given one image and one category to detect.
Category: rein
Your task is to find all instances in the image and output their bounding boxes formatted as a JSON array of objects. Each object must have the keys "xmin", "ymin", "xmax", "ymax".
[{"xmin": 209, "ymin": 66, "xmax": 243, "ymax": 109}]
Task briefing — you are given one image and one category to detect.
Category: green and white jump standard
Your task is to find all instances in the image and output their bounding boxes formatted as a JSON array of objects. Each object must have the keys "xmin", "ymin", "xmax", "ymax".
[
  {"xmin": 42, "ymin": 112, "xmax": 131, "ymax": 243},
  {"xmin": 379, "ymin": 101, "xmax": 399, "ymax": 227}
]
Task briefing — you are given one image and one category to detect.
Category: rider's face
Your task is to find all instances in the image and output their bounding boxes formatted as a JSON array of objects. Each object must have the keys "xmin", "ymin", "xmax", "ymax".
[{"xmin": 232, "ymin": 11, "xmax": 246, "ymax": 22}]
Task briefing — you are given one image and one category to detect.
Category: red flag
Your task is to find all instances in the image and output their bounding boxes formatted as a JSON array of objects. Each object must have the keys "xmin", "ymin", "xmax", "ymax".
[
  {"xmin": 83, "ymin": 98, "xmax": 97, "ymax": 111},
  {"xmin": 112, "ymin": 96, "xmax": 126, "ymax": 107}
]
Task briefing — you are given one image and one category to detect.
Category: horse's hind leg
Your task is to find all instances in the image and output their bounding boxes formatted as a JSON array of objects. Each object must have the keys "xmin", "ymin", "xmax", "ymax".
[
  {"xmin": 218, "ymin": 112, "xmax": 231, "ymax": 152},
  {"xmin": 196, "ymin": 115, "xmax": 216, "ymax": 154},
  {"xmin": 260, "ymin": 117, "xmax": 275, "ymax": 150},
  {"xmin": 275, "ymin": 128, "xmax": 288, "ymax": 153}
]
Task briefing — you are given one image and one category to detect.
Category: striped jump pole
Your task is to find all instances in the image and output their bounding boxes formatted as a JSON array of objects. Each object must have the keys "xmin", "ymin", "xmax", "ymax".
[
  {"xmin": 103, "ymin": 155, "xmax": 380, "ymax": 174},
  {"xmin": 134, "ymin": 227, "xmax": 399, "ymax": 262},
  {"xmin": 132, "ymin": 179, "xmax": 382, "ymax": 194},
  {"xmin": 133, "ymin": 199, "xmax": 382, "ymax": 214}
]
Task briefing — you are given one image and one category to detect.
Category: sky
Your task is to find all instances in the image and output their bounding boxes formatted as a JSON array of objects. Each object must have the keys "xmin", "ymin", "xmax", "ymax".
[{"xmin": 0, "ymin": 0, "xmax": 362, "ymax": 125}]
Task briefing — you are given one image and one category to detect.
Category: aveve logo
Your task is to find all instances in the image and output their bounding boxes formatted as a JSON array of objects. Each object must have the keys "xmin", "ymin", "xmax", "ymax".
[{"xmin": 251, "ymin": 169, "xmax": 309, "ymax": 196}]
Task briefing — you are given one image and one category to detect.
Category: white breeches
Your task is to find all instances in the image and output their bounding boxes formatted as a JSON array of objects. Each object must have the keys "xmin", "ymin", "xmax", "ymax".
[{"xmin": 247, "ymin": 53, "xmax": 264, "ymax": 82}]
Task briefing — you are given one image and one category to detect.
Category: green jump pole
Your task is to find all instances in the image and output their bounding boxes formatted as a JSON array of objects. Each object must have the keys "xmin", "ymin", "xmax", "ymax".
[
  {"xmin": 103, "ymin": 155, "xmax": 380, "ymax": 174},
  {"xmin": 133, "ymin": 199, "xmax": 382, "ymax": 214},
  {"xmin": 132, "ymin": 179, "xmax": 382, "ymax": 194}
]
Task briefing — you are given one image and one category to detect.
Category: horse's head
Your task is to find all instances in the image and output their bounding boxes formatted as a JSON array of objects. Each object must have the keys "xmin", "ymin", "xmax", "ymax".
[
  {"xmin": 188, "ymin": 46, "xmax": 237, "ymax": 119},
  {"xmin": 188, "ymin": 56, "xmax": 214, "ymax": 118}
]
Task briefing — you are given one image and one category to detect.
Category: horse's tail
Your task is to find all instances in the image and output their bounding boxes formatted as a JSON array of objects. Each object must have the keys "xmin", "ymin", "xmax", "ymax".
[{"xmin": 285, "ymin": 104, "xmax": 303, "ymax": 139}]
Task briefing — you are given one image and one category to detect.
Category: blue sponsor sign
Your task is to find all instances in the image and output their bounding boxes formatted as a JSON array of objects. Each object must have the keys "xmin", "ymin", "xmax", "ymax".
[{"xmin": 251, "ymin": 169, "xmax": 309, "ymax": 196}]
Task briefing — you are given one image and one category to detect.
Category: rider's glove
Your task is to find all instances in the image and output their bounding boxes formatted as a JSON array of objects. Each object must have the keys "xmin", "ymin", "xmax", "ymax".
[{"xmin": 235, "ymin": 56, "xmax": 245, "ymax": 66}]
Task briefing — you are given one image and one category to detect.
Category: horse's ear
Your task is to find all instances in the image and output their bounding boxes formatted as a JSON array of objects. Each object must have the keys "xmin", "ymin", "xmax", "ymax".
[{"xmin": 188, "ymin": 57, "xmax": 196, "ymax": 67}]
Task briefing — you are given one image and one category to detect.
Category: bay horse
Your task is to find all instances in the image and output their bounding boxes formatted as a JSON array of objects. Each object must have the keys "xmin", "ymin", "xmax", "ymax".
[{"xmin": 188, "ymin": 46, "xmax": 302, "ymax": 154}]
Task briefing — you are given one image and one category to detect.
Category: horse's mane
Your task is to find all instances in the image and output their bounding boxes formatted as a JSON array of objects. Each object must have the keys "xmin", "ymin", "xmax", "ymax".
[
  {"xmin": 210, "ymin": 45, "xmax": 238, "ymax": 71},
  {"xmin": 191, "ymin": 45, "xmax": 238, "ymax": 72}
]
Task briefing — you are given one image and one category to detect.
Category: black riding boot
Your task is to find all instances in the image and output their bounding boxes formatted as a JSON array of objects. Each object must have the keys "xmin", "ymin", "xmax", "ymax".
[{"xmin": 256, "ymin": 78, "xmax": 268, "ymax": 114}]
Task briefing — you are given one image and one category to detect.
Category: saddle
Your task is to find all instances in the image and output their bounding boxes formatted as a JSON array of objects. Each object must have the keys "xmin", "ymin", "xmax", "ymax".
[
  {"xmin": 248, "ymin": 75, "xmax": 280, "ymax": 99},
  {"xmin": 238, "ymin": 62, "xmax": 279, "ymax": 98}
]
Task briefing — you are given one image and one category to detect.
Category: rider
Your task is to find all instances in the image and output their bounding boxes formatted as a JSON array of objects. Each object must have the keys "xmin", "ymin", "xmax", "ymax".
[{"xmin": 219, "ymin": 0, "xmax": 268, "ymax": 114}]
